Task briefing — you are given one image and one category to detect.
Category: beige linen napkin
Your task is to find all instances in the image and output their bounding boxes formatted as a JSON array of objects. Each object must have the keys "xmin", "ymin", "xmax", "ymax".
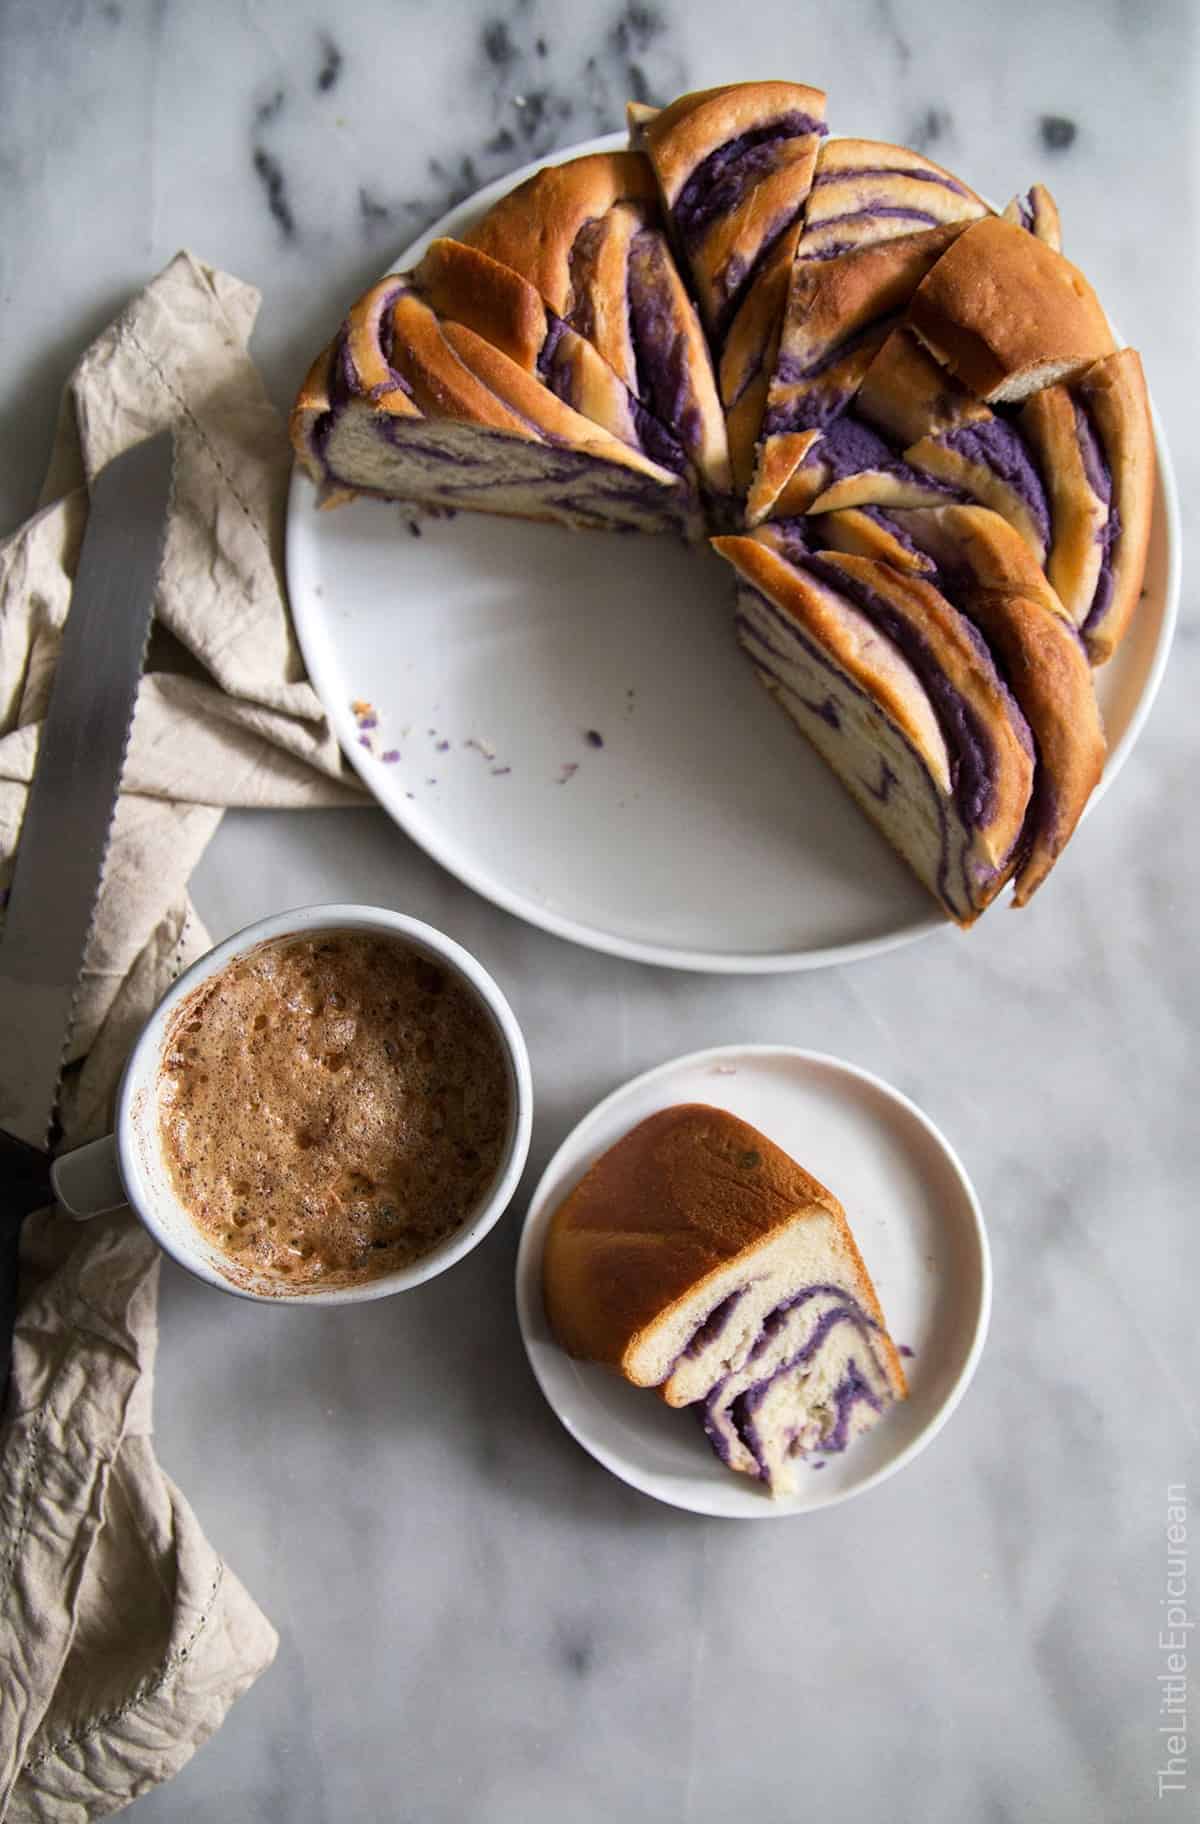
[{"xmin": 0, "ymin": 252, "xmax": 362, "ymax": 1819}]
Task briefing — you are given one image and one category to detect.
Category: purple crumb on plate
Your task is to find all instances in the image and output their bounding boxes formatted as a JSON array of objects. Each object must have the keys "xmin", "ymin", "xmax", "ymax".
[
  {"xmin": 585, "ymin": 729, "xmax": 604, "ymax": 748},
  {"xmin": 408, "ymin": 520, "xmax": 422, "ymax": 537},
  {"xmin": 491, "ymin": 765, "xmax": 511, "ymax": 776},
  {"xmin": 381, "ymin": 749, "xmax": 400, "ymax": 763},
  {"xmin": 899, "ymin": 1344, "xmax": 915, "ymax": 1358},
  {"xmin": 358, "ymin": 735, "xmax": 372, "ymax": 748},
  {"xmin": 436, "ymin": 739, "xmax": 450, "ymax": 751}
]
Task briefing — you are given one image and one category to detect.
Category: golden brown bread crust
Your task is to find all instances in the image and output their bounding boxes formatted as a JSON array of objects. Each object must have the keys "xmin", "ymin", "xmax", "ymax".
[
  {"xmin": 414, "ymin": 238, "xmax": 553, "ymax": 372},
  {"xmin": 629, "ymin": 83, "xmax": 827, "ymax": 202},
  {"xmin": 629, "ymin": 81, "xmax": 827, "ymax": 334},
  {"xmin": 856, "ymin": 324, "xmax": 988, "ymax": 447},
  {"xmin": 542, "ymin": 1103, "xmax": 899, "ymax": 1384},
  {"xmin": 908, "ymin": 216, "xmax": 1115, "ymax": 402},
  {"xmin": 463, "ymin": 152, "xmax": 658, "ymax": 318}
]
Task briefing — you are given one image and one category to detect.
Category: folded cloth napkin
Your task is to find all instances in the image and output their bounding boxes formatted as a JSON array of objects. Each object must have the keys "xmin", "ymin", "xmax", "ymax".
[{"xmin": 0, "ymin": 252, "xmax": 362, "ymax": 1820}]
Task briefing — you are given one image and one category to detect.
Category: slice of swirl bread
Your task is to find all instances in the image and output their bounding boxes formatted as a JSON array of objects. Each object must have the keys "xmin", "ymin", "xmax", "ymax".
[
  {"xmin": 711, "ymin": 533, "xmax": 1036, "ymax": 923},
  {"xmin": 795, "ymin": 137, "xmax": 990, "ymax": 263},
  {"xmin": 814, "ymin": 504, "xmax": 1107, "ymax": 903},
  {"xmin": 542, "ymin": 1102, "xmax": 907, "ymax": 1497},
  {"xmin": 290, "ymin": 272, "xmax": 701, "ymax": 537},
  {"xmin": 1018, "ymin": 348, "xmax": 1154, "ymax": 664},
  {"xmin": 463, "ymin": 154, "xmax": 731, "ymax": 502},
  {"xmin": 628, "ymin": 82, "xmax": 827, "ymax": 340}
]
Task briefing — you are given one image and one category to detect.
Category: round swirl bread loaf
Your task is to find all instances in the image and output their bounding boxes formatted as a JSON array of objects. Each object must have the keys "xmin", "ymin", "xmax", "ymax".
[
  {"xmin": 543, "ymin": 1102, "xmax": 907, "ymax": 1496},
  {"xmin": 290, "ymin": 77, "xmax": 1156, "ymax": 923}
]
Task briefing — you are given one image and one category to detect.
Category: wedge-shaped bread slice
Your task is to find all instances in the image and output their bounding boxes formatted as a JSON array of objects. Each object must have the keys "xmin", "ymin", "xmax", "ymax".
[
  {"xmin": 1018, "ymin": 348, "xmax": 1154, "ymax": 664},
  {"xmin": 1003, "ymin": 183, "xmax": 1062, "ymax": 251},
  {"xmin": 711, "ymin": 536, "xmax": 1035, "ymax": 923},
  {"xmin": 542, "ymin": 1102, "xmax": 906, "ymax": 1496},
  {"xmin": 462, "ymin": 155, "xmax": 731, "ymax": 501},
  {"xmin": 908, "ymin": 215, "xmax": 1115, "ymax": 402},
  {"xmin": 796, "ymin": 137, "xmax": 989, "ymax": 263},
  {"xmin": 628, "ymin": 82, "xmax": 827, "ymax": 340},
  {"xmin": 816, "ymin": 504, "xmax": 1107, "ymax": 903},
  {"xmin": 745, "ymin": 226, "xmax": 967, "ymax": 525},
  {"xmin": 290, "ymin": 274, "xmax": 700, "ymax": 537}
]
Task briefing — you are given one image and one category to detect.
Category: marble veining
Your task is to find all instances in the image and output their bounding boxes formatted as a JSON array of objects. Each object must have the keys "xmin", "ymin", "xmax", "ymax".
[{"xmin": 1, "ymin": 1, "xmax": 1197, "ymax": 1820}]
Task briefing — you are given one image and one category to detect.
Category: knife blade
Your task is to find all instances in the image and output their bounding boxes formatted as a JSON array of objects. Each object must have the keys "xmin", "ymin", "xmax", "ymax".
[{"xmin": 0, "ymin": 430, "xmax": 173, "ymax": 1147}]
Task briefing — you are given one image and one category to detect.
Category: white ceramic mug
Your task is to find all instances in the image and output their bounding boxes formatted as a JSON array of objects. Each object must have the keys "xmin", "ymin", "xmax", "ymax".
[{"xmin": 50, "ymin": 904, "xmax": 534, "ymax": 1305}]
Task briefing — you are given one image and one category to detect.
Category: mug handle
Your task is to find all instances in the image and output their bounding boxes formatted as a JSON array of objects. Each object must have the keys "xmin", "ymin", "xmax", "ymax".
[{"xmin": 51, "ymin": 1135, "xmax": 129, "ymax": 1220}]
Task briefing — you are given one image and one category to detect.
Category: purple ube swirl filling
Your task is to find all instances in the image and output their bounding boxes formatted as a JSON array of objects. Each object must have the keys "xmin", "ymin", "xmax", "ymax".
[
  {"xmin": 628, "ymin": 230, "xmax": 704, "ymax": 459},
  {"xmin": 763, "ymin": 321, "xmax": 901, "ymax": 438},
  {"xmin": 804, "ymin": 553, "xmax": 1003, "ymax": 828},
  {"xmin": 697, "ymin": 1285, "xmax": 881, "ymax": 1475},
  {"xmin": 816, "ymin": 1360, "xmax": 884, "ymax": 1453},
  {"xmin": 1070, "ymin": 395, "xmax": 1122, "ymax": 634},
  {"xmin": 683, "ymin": 1287, "xmax": 747, "ymax": 1359},
  {"xmin": 811, "ymin": 165, "xmax": 968, "ymax": 194},
  {"xmin": 1075, "ymin": 394, "xmax": 1123, "ymax": 622},
  {"xmin": 730, "ymin": 1317, "xmax": 883, "ymax": 1476},
  {"xmin": 807, "ymin": 203, "xmax": 942, "ymax": 234},
  {"xmin": 939, "ymin": 418, "xmax": 1051, "ymax": 546},
  {"xmin": 804, "ymin": 413, "xmax": 960, "ymax": 497},
  {"xmin": 672, "ymin": 112, "xmax": 827, "ymax": 251}
]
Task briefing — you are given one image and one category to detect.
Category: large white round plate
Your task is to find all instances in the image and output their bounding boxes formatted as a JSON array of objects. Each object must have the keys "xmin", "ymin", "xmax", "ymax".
[
  {"xmin": 514, "ymin": 1045, "xmax": 990, "ymax": 1517},
  {"xmin": 287, "ymin": 135, "xmax": 1180, "ymax": 974}
]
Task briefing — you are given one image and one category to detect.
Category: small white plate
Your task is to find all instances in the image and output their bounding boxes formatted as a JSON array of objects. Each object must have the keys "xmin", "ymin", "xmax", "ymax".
[
  {"xmin": 287, "ymin": 134, "xmax": 1180, "ymax": 974},
  {"xmin": 514, "ymin": 1045, "xmax": 990, "ymax": 1517}
]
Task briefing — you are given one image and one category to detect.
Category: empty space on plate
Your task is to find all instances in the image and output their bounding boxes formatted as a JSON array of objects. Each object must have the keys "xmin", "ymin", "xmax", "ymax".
[{"xmin": 291, "ymin": 501, "xmax": 937, "ymax": 956}]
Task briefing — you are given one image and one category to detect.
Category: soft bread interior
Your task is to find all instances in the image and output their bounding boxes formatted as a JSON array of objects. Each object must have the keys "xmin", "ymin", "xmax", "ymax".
[
  {"xmin": 320, "ymin": 399, "xmax": 695, "ymax": 536},
  {"xmin": 651, "ymin": 1206, "xmax": 863, "ymax": 1403},
  {"xmin": 732, "ymin": 576, "xmax": 979, "ymax": 922},
  {"xmin": 728, "ymin": 1318, "xmax": 892, "ymax": 1495}
]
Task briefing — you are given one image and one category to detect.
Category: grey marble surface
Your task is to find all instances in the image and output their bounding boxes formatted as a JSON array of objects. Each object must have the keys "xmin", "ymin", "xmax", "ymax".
[{"xmin": 3, "ymin": 1, "xmax": 1199, "ymax": 1818}]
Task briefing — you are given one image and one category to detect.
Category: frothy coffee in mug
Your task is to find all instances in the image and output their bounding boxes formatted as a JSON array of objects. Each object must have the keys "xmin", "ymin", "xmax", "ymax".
[{"xmin": 155, "ymin": 930, "xmax": 511, "ymax": 1287}]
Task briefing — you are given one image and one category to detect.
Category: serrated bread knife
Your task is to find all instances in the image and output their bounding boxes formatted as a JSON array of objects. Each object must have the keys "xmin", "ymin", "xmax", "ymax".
[{"xmin": 0, "ymin": 430, "xmax": 173, "ymax": 1396}]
